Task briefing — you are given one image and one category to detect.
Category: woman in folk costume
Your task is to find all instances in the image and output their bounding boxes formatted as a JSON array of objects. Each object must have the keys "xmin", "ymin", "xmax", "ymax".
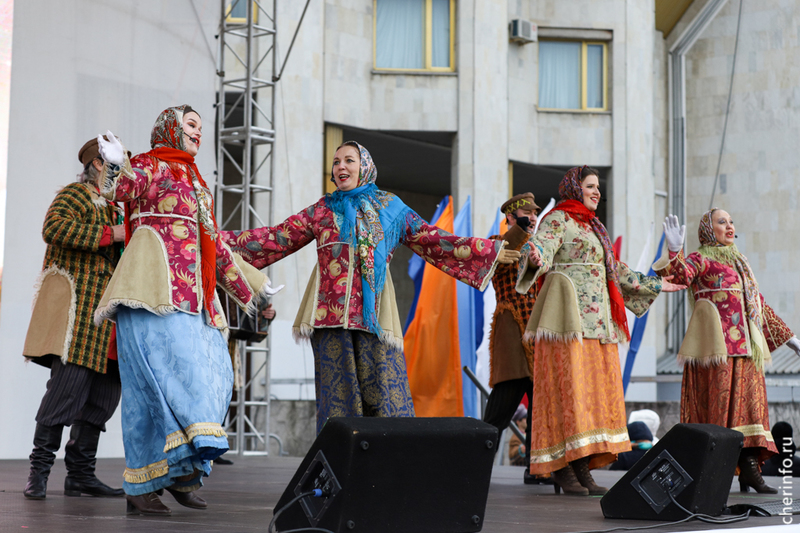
[
  {"xmin": 95, "ymin": 106, "xmax": 279, "ymax": 515},
  {"xmin": 223, "ymin": 141, "xmax": 519, "ymax": 434},
  {"xmin": 517, "ymin": 166, "xmax": 684, "ymax": 495},
  {"xmin": 656, "ymin": 210, "xmax": 800, "ymax": 493}
]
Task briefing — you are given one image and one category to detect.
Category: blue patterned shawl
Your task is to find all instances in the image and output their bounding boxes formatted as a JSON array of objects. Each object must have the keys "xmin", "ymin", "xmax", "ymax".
[{"xmin": 325, "ymin": 142, "xmax": 420, "ymax": 337}]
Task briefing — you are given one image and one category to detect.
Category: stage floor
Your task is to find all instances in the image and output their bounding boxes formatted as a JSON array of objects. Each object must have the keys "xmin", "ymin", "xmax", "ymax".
[{"xmin": 0, "ymin": 456, "xmax": 790, "ymax": 532}]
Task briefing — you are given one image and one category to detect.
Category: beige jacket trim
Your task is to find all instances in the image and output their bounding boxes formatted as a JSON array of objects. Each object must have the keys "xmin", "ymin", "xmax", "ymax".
[
  {"xmin": 23, "ymin": 266, "xmax": 76, "ymax": 364},
  {"xmin": 524, "ymin": 271, "xmax": 583, "ymax": 343},
  {"xmin": 94, "ymin": 226, "xmax": 178, "ymax": 324},
  {"xmin": 292, "ymin": 266, "xmax": 405, "ymax": 350}
]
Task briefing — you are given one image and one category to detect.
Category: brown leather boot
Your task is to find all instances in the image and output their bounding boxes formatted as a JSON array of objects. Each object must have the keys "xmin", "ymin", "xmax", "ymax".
[
  {"xmin": 571, "ymin": 456, "xmax": 608, "ymax": 495},
  {"xmin": 166, "ymin": 486, "xmax": 207, "ymax": 509},
  {"xmin": 551, "ymin": 464, "xmax": 589, "ymax": 495},
  {"xmin": 738, "ymin": 454, "xmax": 777, "ymax": 494},
  {"xmin": 126, "ymin": 492, "xmax": 172, "ymax": 516}
]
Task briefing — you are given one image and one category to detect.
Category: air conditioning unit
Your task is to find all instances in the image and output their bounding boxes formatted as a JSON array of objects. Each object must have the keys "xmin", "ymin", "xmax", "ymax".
[{"xmin": 509, "ymin": 19, "xmax": 537, "ymax": 44}]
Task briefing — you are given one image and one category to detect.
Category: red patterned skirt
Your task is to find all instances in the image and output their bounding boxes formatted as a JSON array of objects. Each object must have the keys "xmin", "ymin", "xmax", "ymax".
[
  {"xmin": 681, "ymin": 356, "xmax": 777, "ymax": 462},
  {"xmin": 528, "ymin": 338, "xmax": 630, "ymax": 475}
]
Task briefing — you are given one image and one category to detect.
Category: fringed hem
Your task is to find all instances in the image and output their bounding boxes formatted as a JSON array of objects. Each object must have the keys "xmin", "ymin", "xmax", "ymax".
[
  {"xmin": 531, "ymin": 328, "xmax": 583, "ymax": 344},
  {"xmin": 32, "ymin": 266, "xmax": 77, "ymax": 364},
  {"xmin": 378, "ymin": 329, "xmax": 405, "ymax": 351},
  {"xmin": 94, "ymin": 298, "xmax": 183, "ymax": 326},
  {"xmin": 99, "ymin": 156, "xmax": 134, "ymax": 200},
  {"xmin": 242, "ymin": 276, "xmax": 284, "ymax": 317},
  {"xmin": 90, "ymin": 195, "xmax": 109, "ymax": 208},
  {"xmin": 292, "ymin": 324, "xmax": 315, "ymax": 344},
  {"xmin": 219, "ymin": 243, "xmax": 283, "ymax": 318},
  {"xmin": 677, "ymin": 353, "xmax": 729, "ymax": 368},
  {"xmin": 163, "ymin": 422, "xmax": 228, "ymax": 453},
  {"xmin": 124, "ymin": 459, "xmax": 169, "ymax": 484},
  {"xmin": 479, "ymin": 240, "xmax": 507, "ymax": 292},
  {"xmin": 292, "ymin": 324, "xmax": 403, "ymax": 350}
]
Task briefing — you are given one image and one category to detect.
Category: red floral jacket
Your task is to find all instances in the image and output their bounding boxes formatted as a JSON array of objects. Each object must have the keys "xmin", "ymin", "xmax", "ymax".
[
  {"xmin": 97, "ymin": 154, "xmax": 266, "ymax": 328},
  {"xmin": 656, "ymin": 250, "xmax": 793, "ymax": 358},
  {"xmin": 221, "ymin": 197, "xmax": 502, "ymax": 333}
]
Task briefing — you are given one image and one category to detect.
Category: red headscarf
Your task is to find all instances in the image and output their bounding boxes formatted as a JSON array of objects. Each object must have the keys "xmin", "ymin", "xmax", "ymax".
[
  {"xmin": 549, "ymin": 166, "xmax": 630, "ymax": 340},
  {"xmin": 127, "ymin": 105, "xmax": 219, "ymax": 315}
]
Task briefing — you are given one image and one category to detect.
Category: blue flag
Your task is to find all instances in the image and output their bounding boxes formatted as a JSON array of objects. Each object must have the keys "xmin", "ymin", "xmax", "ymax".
[{"xmin": 622, "ymin": 232, "xmax": 666, "ymax": 394}]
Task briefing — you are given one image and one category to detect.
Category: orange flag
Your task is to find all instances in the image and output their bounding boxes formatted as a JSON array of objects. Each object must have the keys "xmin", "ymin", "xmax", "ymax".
[{"xmin": 404, "ymin": 197, "xmax": 463, "ymax": 417}]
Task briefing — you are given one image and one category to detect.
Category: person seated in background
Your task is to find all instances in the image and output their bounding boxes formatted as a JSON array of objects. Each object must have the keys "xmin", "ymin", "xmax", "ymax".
[
  {"xmin": 609, "ymin": 422, "xmax": 653, "ymax": 471},
  {"xmin": 507, "ymin": 405, "xmax": 528, "ymax": 467},
  {"xmin": 762, "ymin": 421, "xmax": 799, "ymax": 477},
  {"xmin": 628, "ymin": 409, "xmax": 660, "ymax": 444}
]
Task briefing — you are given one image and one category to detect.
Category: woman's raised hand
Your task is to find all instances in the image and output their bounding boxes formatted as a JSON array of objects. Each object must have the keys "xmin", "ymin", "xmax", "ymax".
[
  {"xmin": 97, "ymin": 130, "xmax": 125, "ymax": 166},
  {"xmin": 660, "ymin": 275, "xmax": 686, "ymax": 293},
  {"xmin": 663, "ymin": 214, "xmax": 685, "ymax": 253}
]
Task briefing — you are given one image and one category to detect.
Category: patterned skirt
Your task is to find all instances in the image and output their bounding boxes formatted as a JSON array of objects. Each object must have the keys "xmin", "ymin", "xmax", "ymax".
[
  {"xmin": 116, "ymin": 307, "xmax": 233, "ymax": 496},
  {"xmin": 310, "ymin": 328, "xmax": 415, "ymax": 434},
  {"xmin": 528, "ymin": 338, "xmax": 630, "ymax": 475},
  {"xmin": 681, "ymin": 356, "xmax": 777, "ymax": 462}
]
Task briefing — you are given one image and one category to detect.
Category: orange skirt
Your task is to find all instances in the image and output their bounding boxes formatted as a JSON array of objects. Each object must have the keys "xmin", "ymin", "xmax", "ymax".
[
  {"xmin": 528, "ymin": 338, "xmax": 630, "ymax": 475},
  {"xmin": 681, "ymin": 356, "xmax": 777, "ymax": 462}
]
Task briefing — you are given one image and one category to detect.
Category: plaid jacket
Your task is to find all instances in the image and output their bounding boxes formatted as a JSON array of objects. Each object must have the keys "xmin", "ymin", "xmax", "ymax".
[
  {"xmin": 491, "ymin": 226, "xmax": 537, "ymax": 324},
  {"xmin": 488, "ymin": 224, "xmax": 536, "ymax": 385},
  {"xmin": 31, "ymin": 182, "xmax": 120, "ymax": 373}
]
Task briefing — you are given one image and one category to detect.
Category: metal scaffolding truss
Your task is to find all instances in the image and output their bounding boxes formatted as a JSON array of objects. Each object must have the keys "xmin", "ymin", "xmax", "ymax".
[{"xmin": 215, "ymin": 0, "xmax": 277, "ymax": 456}]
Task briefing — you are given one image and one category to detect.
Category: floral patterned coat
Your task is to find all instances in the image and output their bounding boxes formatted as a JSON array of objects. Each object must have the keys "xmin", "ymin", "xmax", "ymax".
[
  {"xmin": 94, "ymin": 154, "xmax": 269, "ymax": 329},
  {"xmin": 516, "ymin": 210, "xmax": 662, "ymax": 344},
  {"xmin": 221, "ymin": 196, "xmax": 503, "ymax": 347},
  {"xmin": 654, "ymin": 250, "xmax": 793, "ymax": 365}
]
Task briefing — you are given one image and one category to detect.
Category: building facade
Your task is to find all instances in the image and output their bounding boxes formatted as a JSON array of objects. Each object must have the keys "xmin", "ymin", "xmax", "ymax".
[{"xmin": 3, "ymin": 0, "xmax": 798, "ymax": 458}]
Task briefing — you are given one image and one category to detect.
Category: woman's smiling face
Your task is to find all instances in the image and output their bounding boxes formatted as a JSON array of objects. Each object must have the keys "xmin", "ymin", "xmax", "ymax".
[
  {"xmin": 182, "ymin": 111, "xmax": 202, "ymax": 156},
  {"xmin": 332, "ymin": 145, "xmax": 360, "ymax": 192},
  {"xmin": 581, "ymin": 174, "xmax": 601, "ymax": 211}
]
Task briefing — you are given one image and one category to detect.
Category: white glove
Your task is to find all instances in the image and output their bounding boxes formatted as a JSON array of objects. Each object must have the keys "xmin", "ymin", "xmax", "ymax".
[
  {"xmin": 663, "ymin": 214, "xmax": 685, "ymax": 253},
  {"xmin": 97, "ymin": 130, "xmax": 125, "ymax": 166},
  {"xmin": 787, "ymin": 336, "xmax": 800, "ymax": 357}
]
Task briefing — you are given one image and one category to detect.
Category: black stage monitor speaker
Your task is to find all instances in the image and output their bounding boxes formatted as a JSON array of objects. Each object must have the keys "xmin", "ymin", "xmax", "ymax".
[
  {"xmin": 600, "ymin": 423, "xmax": 743, "ymax": 521},
  {"xmin": 274, "ymin": 417, "xmax": 498, "ymax": 533}
]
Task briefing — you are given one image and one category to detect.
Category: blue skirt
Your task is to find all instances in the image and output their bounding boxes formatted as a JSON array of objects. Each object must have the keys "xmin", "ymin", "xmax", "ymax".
[{"xmin": 116, "ymin": 307, "xmax": 233, "ymax": 496}]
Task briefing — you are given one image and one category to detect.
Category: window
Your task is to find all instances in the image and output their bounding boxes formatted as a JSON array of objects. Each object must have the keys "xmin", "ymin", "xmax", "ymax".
[
  {"xmin": 538, "ymin": 41, "xmax": 608, "ymax": 111},
  {"xmin": 226, "ymin": 0, "xmax": 257, "ymax": 23},
  {"xmin": 374, "ymin": 0, "xmax": 455, "ymax": 72}
]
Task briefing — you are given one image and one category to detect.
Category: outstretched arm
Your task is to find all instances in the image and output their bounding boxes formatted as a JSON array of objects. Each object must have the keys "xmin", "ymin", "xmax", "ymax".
[
  {"xmin": 402, "ymin": 211, "xmax": 505, "ymax": 291},
  {"xmin": 219, "ymin": 203, "xmax": 317, "ymax": 270}
]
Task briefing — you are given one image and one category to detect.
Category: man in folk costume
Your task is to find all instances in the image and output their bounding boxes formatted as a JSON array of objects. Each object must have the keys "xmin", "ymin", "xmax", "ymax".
[
  {"xmin": 22, "ymin": 137, "xmax": 127, "ymax": 499},
  {"xmin": 484, "ymin": 193, "xmax": 539, "ymax": 481}
]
